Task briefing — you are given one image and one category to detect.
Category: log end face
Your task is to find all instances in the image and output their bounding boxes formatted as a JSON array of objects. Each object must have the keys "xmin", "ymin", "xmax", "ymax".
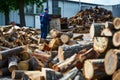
[
  {"xmin": 105, "ymin": 49, "xmax": 118, "ymax": 75},
  {"xmin": 18, "ymin": 61, "xmax": 29, "ymax": 70},
  {"xmin": 113, "ymin": 31, "xmax": 120, "ymax": 47},
  {"xmin": 112, "ymin": 70, "xmax": 120, "ymax": 80},
  {"xmin": 84, "ymin": 60, "xmax": 94, "ymax": 79}
]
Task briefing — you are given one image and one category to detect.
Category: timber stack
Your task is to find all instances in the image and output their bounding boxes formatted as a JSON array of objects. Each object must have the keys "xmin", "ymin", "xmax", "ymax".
[
  {"xmin": 68, "ymin": 6, "xmax": 113, "ymax": 33},
  {"xmin": 0, "ymin": 18, "xmax": 119, "ymax": 80}
]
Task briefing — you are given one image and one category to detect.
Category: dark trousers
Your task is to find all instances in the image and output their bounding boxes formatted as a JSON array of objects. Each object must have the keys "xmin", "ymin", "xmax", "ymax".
[{"xmin": 41, "ymin": 24, "xmax": 48, "ymax": 39}]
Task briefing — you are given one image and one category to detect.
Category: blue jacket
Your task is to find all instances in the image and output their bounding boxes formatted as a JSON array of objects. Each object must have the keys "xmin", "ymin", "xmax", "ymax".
[{"xmin": 40, "ymin": 12, "xmax": 51, "ymax": 25}]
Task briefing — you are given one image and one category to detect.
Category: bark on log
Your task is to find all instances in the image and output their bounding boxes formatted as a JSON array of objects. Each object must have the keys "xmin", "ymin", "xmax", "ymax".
[
  {"xmin": 53, "ymin": 54, "xmax": 78, "ymax": 72},
  {"xmin": 105, "ymin": 49, "xmax": 120, "ymax": 75},
  {"xmin": 42, "ymin": 68, "xmax": 63, "ymax": 80},
  {"xmin": 113, "ymin": 18, "xmax": 120, "ymax": 30},
  {"xmin": 112, "ymin": 69, "xmax": 120, "ymax": 80},
  {"xmin": 12, "ymin": 70, "xmax": 25, "ymax": 80},
  {"xmin": 101, "ymin": 28, "xmax": 113, "ymax": 37},
  {"xmin": 59, "ymin": 67, "xmax": 83, "ymax": 80},
  {"xmin": 8, "ymin": 56, "xmax": 19, "ymax": 72},
  {"xmin": 0, "ymin": 46, "xmax": 24, "ymax": 60},
  {"xmin": 105, "ymin": 21, "xmax": 114, "ymax": 29},
  {"xmin": 0, "ymin": 67, "xmax": 10, "ymax": 77},
  {"xmin": 113, "ymin": 31, "xmax": 120, "ymax": 47},
  {"xmin": 58, "ymin": 43, "xmax": 92, "ymax": 62},
  {"xmin": 93, "ymin": 37, "xmax": 113, "ymax": 53},
  {"xmin": 84, "ymin": 59, "xmax": 106, "ymax": 80},
  {"xmin": 73, "ymin": 34, "xmax": 83, "ymax": 41},
  {"xmin": 60, "ymin": 32, "xmax": 73, "ymax": 44},
  {"xmin": 90, "ymin": 23, "xmax": 105, "ymax": 38},
  {"xmin": 79, "ymin": 48, "xmax": 100, "ymax": 62},
  {"xmin": 0, "ymin": 59, "xmax": 8, "ymax": 68}
]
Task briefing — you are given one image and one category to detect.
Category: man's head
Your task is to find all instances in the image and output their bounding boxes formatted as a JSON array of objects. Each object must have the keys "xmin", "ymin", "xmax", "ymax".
[{"xmin": 45, "ymin": 8, "xmax": 49, "ymax": 13}]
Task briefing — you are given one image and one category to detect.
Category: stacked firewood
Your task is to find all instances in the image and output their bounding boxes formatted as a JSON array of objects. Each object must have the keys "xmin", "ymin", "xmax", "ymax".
[
  {"xmin": 88, "ymin": 17, "xmax": 120, "ymax": 80},
  {"xmin": 60, "ymin": 17, "xmax": 68, "ymax": 29},
  {"xmin": 68, "ymin": 6, "xmax": 113, "ymax": 33}
]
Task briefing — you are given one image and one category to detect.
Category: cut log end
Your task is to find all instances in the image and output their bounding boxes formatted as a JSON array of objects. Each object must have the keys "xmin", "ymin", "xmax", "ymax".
[
  {"xmin": 113, "ymin": 31, "xmax": 120, "ymax": 47},
  {"xmin": 84, "ymin": 60, "xmax": 94, "ymax": 79},
  {"xmin": 105, "ymin": 49, "xmax": 118, "ymax": 75},
  {"xmin": 112, "ymin": 69, "xmax": 120, "ymax": 80},
  {"xmin": 113, "ymin": 18, "xmax": 120, "ymax": 30},
  {"xmin": 18, "ymin": 61, "xmax": 29, "ymax": 70},
  {"xmin": 60, "ymin": 34, "xmax": 70, "ymax": 44},
  {"xmin": 93, "ymin": 37, "xmax": 108, "ymax": 53}
]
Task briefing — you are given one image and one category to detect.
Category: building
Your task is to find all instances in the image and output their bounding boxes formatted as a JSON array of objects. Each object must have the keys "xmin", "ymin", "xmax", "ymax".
[{"xmin": 0, "ymin": 0, "xmax": 119, "ymax": 28}]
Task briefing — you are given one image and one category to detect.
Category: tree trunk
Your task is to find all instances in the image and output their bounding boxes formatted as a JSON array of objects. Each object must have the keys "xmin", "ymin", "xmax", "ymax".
[
  {"xmin": 4, "ymin": 11, "xmax": 10, "ymax": 25},
  {"xmin": 17, "ymin": 0, "xmax": 26, "ymax": 27},
  {"xmin": 104, "ymin": 49, "xmax": 120, "ymax": 75},
  {"xmin": 84, "ymin": 59, "xmax": 106, "ymax": 80},
  {"xmin": 113, "ymin": 31, "xmax": 120, "ymax": 47}
]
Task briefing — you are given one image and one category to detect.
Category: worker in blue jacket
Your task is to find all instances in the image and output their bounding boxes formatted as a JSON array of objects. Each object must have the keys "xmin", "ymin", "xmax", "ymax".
[{"xmin": 40, "ymin": 8, "xmax": 51, "ymax": 39}]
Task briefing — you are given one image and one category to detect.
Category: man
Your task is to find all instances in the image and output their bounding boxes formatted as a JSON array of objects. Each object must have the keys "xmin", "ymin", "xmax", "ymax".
[{"xmin": 40, "ymin": 8, "xmax": 51, "ymax": 39}]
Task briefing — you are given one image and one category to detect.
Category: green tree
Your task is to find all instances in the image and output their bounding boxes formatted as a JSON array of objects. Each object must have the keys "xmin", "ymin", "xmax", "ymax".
[
  {"xmin": 17, "ymin": 0, "xmax": 46, "ymax": 27},
  {"xmin": 0, "ymin": 0, "xmax": 17, "ymax": 25}
]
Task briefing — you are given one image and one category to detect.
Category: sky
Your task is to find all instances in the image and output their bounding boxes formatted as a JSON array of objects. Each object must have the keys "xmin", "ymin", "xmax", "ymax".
[{"xmin": 71, "ymin": 0, "xmax": 120, "ymax": 5}]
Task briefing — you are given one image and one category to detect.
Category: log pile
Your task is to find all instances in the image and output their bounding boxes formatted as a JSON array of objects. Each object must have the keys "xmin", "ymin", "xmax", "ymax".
[
  {"xmin": 0, "ymin": 16, "xmax": 120, "ymax": 80},
  {"xmin": 68, "ymin": 6, "xmax": 113, "ymax": 33}
]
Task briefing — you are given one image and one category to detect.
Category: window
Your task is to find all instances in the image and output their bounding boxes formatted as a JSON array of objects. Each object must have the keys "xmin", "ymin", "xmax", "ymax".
[{"xmin": 36, "ymin": 5, "xmax": 44, "ymax": 14}]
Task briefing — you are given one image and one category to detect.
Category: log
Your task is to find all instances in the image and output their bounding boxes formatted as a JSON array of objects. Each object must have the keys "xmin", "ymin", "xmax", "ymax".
[
  {"xmin": 59, "ymin": 67, "xmax": 81, "ymax": 80},
  {"xmin": 79, "ymin": 48, "xmax": 99, "ymax": 62},
  {"xmin": 49, "ymin": 38, "xmax": 62, "ymax": 50},
  {"xmin": 90, "ymin": 23, "xmax": 105, "ymax": 38},
  {"xmin": 113, "ymin": 31, "xmax": 120, "ymax": 47},
  {"xmin": 93, "ymin": 37, "xmax": 113, "ymax": 53},
  {"xmin": 60, "ymin": 32, "xmax": 73, "ymax": 44},
  {"xmin": 8, "ymin": 56, "xmax": 19, "ymax": 72},
  {"xmin": 0, "ymin": 59, "xmax": 8, "ymax": 68},
  {"xmin": 105, "ymin": 21, "xmax": 114, "ymax": 29},
  {"xmin": 58, "ymin": 43, "xmax": 92, "ymax": 62},
  {"xmin": 22, "ymin": 71, "xmax": 45, "ymax": 80},
  {"xmin": 49, "ymin": 29, "xmax": 62, "ymax": 38},
  {"xmin": 32, "ymin": 50, "xmax": 52, "ymax": 62},
  {"xmin": 53, "ymin": 54, "xmax": 79, "ymax": 72},
  {"xmin": 0, "ymin": 46, "xmax": 24, "ymax": 60},
  {"xmin": 12, "ymin": 70, "xmax": 25, "ymax": 80},
  {"xmin": 42, "ymin": 68, "xmax": 63, "ymax": 80},
  {"xmin": 104, "ymin": 49, "xmax": 120, "ymax": 75},
  {"xmin": 84, "ymin": 59, "xmax": 106, "ymax": 80},
  {"xmin": 0, "ymin": 67, "xmax": 10, "ymax": 77},
  {"xmin": 101, "ymin": 28, "xmax": 113, "ymax": 37},
  {"xmin": 39, "ymin": 43, "xmax": 51, "ymax": 51},
  {"xmin": 113, "ymin": 18, "xmax": 120, "ymax": 30},
  {"xmin": 73, "ymin": 34, "xmax": 83, "ymax": 41},
  {"xmin": 112, "ymin": 69, "xmax": 120, "ymax": 80}
]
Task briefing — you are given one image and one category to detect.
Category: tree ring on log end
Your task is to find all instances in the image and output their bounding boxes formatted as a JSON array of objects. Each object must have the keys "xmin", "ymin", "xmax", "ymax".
[
  {"xmin": 113, "ymin": 31, "xmax": 120, "ymax": 47},
  {"xmin": 105, "ymin": 49, "xmax": 118, "ymax": 75}
]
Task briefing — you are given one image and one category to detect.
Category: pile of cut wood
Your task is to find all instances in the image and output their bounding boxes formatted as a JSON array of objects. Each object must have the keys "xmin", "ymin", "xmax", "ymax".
[
  {"xmin": 0, "ymin": 16, "xmax": 119, "ymax": 80},
  {"xmin": 68, "ymin": 6, "xmax": 113, "ymax": 33}
]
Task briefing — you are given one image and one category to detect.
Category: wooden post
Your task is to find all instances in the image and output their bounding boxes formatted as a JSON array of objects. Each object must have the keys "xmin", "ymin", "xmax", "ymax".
[{"xmin": 104, "ymin": 49, "xmax": 120, "ymax": 75}]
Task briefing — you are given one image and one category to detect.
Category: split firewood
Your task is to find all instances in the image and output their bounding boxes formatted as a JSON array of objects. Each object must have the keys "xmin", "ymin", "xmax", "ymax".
[
  {"xmin": 0, "ymin": 46, "xmax": 25, "ymax": 60},
  {"xmin": 39, "ymin": 43, "xmax": 51, "ymax": 51},
  {"xmin": 112, "ymin": 69, "xmax": 120, "ymax": 80},
  {"xmin": 42, "ymin": 68, "xmax": 63, "ymax": 80},
  {"xmin": 84, "ymin": 59, "xmax": 106, "ymax": 80},
  {"xmin": 90, "ymin": 23, "xmax": 105, "ymax": 38},
  {"xmin": 113, "ymin": 30, "xmax": 120, "ymax": 47},
  {"xmin": 49, "ymin": 38, "xmax": 62, "ymax": 50},
  {"xmin": 58, "ymin": 43, "xmax": 92, "ymax": 62},
  {"xmin": 79, "ymin": 48, "xmax": 100, "ymax": 62},
  {"xmin": 113, "ymin": 18, "xmax": 120, "ymax": 30},
  {"xmin": 73, "ymin": 34, "xmax": 83, "ymax": 41},
  {"xmin": 104, "ymin": 49, "xmax": 120, "ymax": 75}
]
